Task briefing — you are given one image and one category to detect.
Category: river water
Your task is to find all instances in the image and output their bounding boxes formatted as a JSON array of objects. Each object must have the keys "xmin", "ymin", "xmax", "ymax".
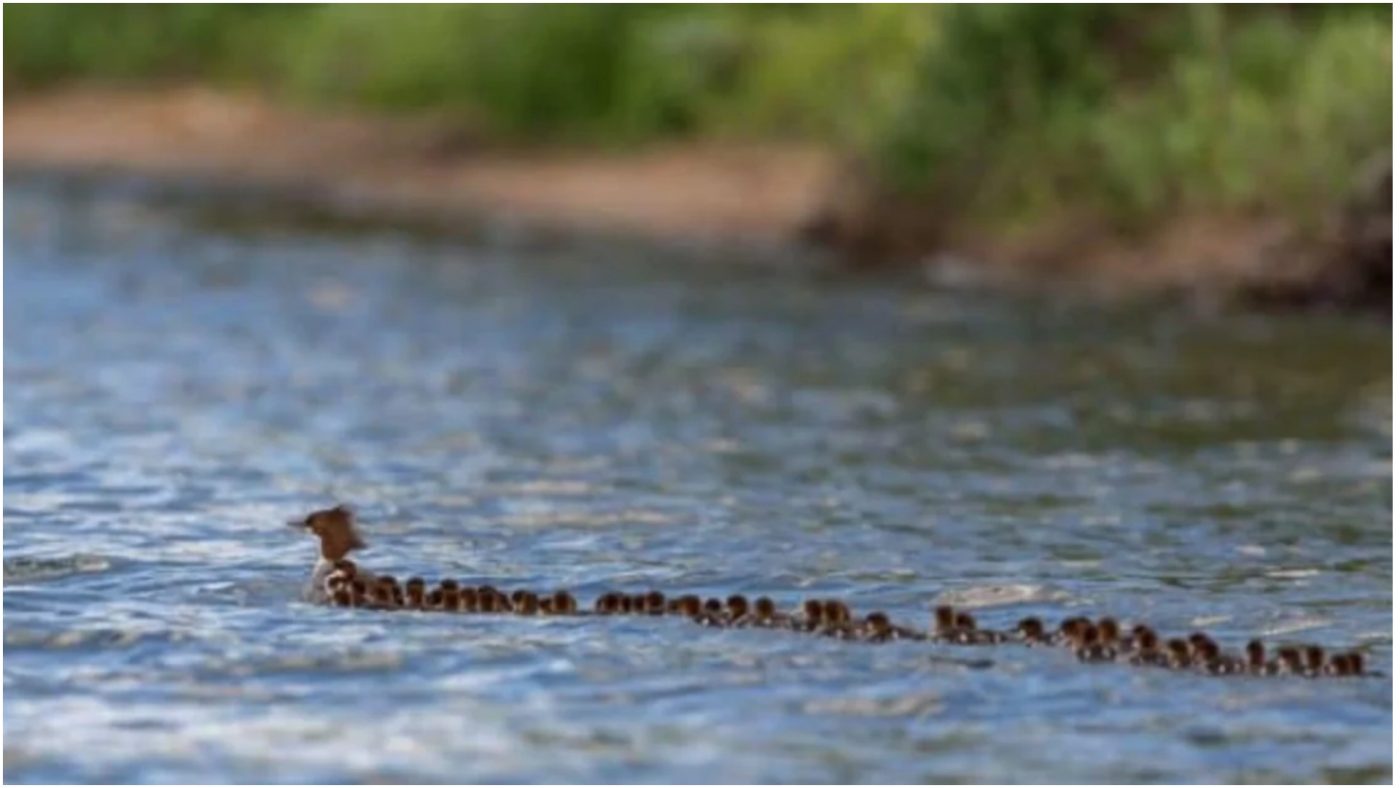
[{"xmin": 4, "ymin": 178, "xmax": 1391, "ymax": 783}]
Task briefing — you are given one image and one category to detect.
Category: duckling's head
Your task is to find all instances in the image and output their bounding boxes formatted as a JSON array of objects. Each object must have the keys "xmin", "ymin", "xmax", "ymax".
[
  {"xmin": 440, "ymin": 579, "xmax": 460, "ymax": 592},
  {"xmin": 679, "ymin": 595, "xmax": 702, "ymax": 617},
  {"xmin": 511, "ymin": 590, "xmax": 529, "ymax": 607},
  {"xmin": 646, "ymin": 590, "xmax": 666, "ymax": 614},
  {"xmin": 332, "ymin": 559, "xmax": 359, "ymax": 578},
  {"xmin": 459, "ymin": 587, "xmax": 479, "ymax": 610},
  {"xmin": 1016, "ymin": 616, "xmax": 1044, "ymax": 640},
  {"xmin": 1276, "ymin": 646, "xmax": 1302, "ymax": 670},
  {"xmin": 934, "ymin": 605, "xmax": 956, "ymax": 631},
  {"xmin": 955, "ymin": 611, "xmax": 977, "ymax": 632},
  {"xmin": 405, "ymin": 577, "xmax": 426, "ymax": 605},
  {"xmin": 1305, "ymin": 645, "xmax": 1326, "ymax": 672},
  {"xmin": 595, "ymin": 592, "xmax": 618, "ymax": 614},
  {"xmin": 754, "ymin": 596, "xmax": 776, "ymax": 619},
  {"xmin": 1096, "ymin": 617, "xmax": 1120, "ymax": 644},
  {"xmin": 1166, "ymin": 638, "xmax": 1191, "ymax": 661},
  {"xmin": 1245, "ymin": 639, "xmax": 1266, "ymax": 667},
  {"xmin": 727, "ymin": 595, "xmax": 749, "ymax": 619},
  {"xmin": 866, "ymin": 612, "xmax": 892, "ymax": 636},
  {"xmin": 290, "ymin": 505, "xmax": 367, "ymax": 561},
  {"xmin": 1060, "ymin": 617, "xmax": 1089, "ymax": 640},
  {"xmin": 704, "ymin": 598, "xmax": 723, "ymax": 615},
  {"xmin": 1347, "ymin": 652, "xmax": 1365, "ymax": 676},
  {"xmin": 804, "ymin": 599, "xmax": 825, "ymax": 622},
  {"xmin": 1136, "ymin": 628, "xmax": 1159, "ymax": 652}
]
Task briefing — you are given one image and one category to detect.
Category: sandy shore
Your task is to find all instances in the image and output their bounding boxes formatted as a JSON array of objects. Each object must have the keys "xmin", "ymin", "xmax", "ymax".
[
  {"xmin": 5, "ymin": 87, "xmax": 839, "ymax": 248},
  {"xmin": 5, "ymin": 87, "xmax": 1388, "ymax": 310}
]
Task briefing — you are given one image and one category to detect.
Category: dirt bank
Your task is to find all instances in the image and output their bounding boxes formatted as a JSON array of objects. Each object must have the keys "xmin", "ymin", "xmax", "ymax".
[{"xmin": 5, "ymin": 87, "xmax": 1388, "ymax": 310}]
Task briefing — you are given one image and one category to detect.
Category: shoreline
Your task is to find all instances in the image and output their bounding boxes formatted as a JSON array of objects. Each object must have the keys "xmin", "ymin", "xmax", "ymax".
[{"xmin": 5, "ymin": 87, "xmax": 1388, "ymax": 311}]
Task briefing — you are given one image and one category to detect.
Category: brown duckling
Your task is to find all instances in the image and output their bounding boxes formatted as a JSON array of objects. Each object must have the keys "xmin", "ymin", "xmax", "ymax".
[
  {"xmin": 863, "ymin": 612, "xmax": 895, "ymax": 642},
  {"xmin": 372, "ymin": 576, "xmax": 401, "ymax": 609},
  {"xmin": 1074, "ymin": 624, "xmax": 1116, "ymax": 663},
  {"xmin": 954, "ymin": 611, "xmax": 1007, "ymax": 645},
  {"xmin": 349, "ymin": 579, "xmax": 369, "ymax": 607},
  {"xmin": 438, "ymin": 579, "xmax": 461, "ymax": 612},
  {"xmin": 1304, "ymin": 645, "xmax": 1327, "ymax": 677},
  {"xmin": 1015, "ymin": 616, "xmax": 1048, "ymax": 645},
  {"xmin": 554, "ymin": 589, "xmax": 579, "ymax": 615},
  {"xmin": 799, "ymin": 599, "xmax": 826, "ymax": 632},
  {"xmin": 1245, "ymin": 639, "xmax": 1269, "ymax": 675},
  {"xmin": 594, "ymin": 592, "xmax": 620, "ymax": 615},
  {"xmin": 331, "ymin": 585, "xmax": 353, "ymax": 607},
  {"xmin": 1129, "ymin": 628, "xmax": 1162, "ymax": 666},
  {"xmin": 726, "ymin": 595, "xmax": 750, "ymax": 624},
  {"xmin": 1165, "ymin": 638, "xmax": 1193, "ymax": 669},
  {"xmin": 1055, "ymin": 616, "xmax": 1092, "ymax": 648},
  {"xmin": 515, "ymin": 591, "xmax": 540, "ymax": 615},
  {"xmin": 404, "ymin": 577, "xmax": 427, "ymax": 610},
  {"xmin": 645, "ymin": 590, "xmax": 666, "ymax": 615},
  {"xmin": 1273, "ymin": 646, "xmax": 1304, "ymax": 675},
  {"xmin": 457, "ymin": 586, "xmax": 479, "ymax": 613},
  {"xmin": 932, "ymin": 605, "xmax": 958, "ymax": 639},
  {"xmin": 1096, "ymin": 618, "xmax": 1122, "ymax": 649},
  {"xmin": 751, "ymin": 596, "xmax": 778, "ymax": 626}
]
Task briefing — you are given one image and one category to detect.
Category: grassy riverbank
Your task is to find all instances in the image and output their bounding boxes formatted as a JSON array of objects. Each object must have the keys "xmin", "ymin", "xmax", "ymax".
[{"xmin": 4, "ymin": 5, "xmax": 1391, "ymax": 305}]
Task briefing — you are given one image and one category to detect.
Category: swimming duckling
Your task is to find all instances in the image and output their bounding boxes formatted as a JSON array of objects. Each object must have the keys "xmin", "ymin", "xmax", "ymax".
[
  {"xmin": 932, "ymin": 605, "xmax": 959, "ymax": 640},
  {"xmin": 675, "ymin": 595, "xmax": 703, "ymax": 619},
  {"xmin": 1187, "ymin": 632, "xmax": 1216, "ymax": 665},
  {"xmin": 1165, "ymin": 638, "xmax": 1192, "ymax": 669},
  {"xmin": 1096, "ymin": 618, "xmax": 1122, "ymax": 649},
  {"xmin": 1273, "ymin": 646, "xmax": 1303, "ymax": 675},
  {"xmin": 1244, "ymin": 639, "xmax": 1269, "ymax": 675},
  {"xmin": 645, "ymin": 590, "xmax": 666, "ymax": 615},
  {"xmin": 1074, "ymin": 624, "xmax": 1116, "ymax": 662},
  {"xmin": 726, "ymin": 595, "xmax": 750, "ymax": 625},
  {"xmin": 863, "ymin": 612, "xmax": 895, "ymax": 642},
  {"xmin": 515, "ymin": 591, "xmax": 540, "ymax": 615},
  {"xmin": 1303, "ymin": 645, "xmax": 1327, "ymax": 677},
  {"xmin": 750, "ymin": 596, "xmax": 778, "ymax": 627},
  {"xmin": 1015, "ymin": 617, "xmax": 1048, "ymax": 645},
  {"xmin": 697, "ymin": 597, "xmax": 726, "ymax": 626},
  {"xmin": 404, "ymin": 577, "xmax": 427, "ymax": 610},
  {"xmin": 437, "ymin": 579, "xmax": 461, "ymax": 612},
  {"xmin": 1346, "ymin": 652, "xmax": 1366, "ymax": 677},
  {"xmin": 331, "ymin": 585, "xmax": 353, "ymax": 607},
  {"xmin": 349, "ymin": 579, "xmax": 369, "ymax": 607},
  {"xmin": 1054, "ymin": 616, "xmax": 1092, "ymax": 648},
  {"xmin": 594, "ymin": 592, "xmax": 618, "ymax": 615},
  {"xmin": 453, "ymin": 586, "xmax": 476, "ymax": 613},
  {"xmin": 799, "ymin": 599, "xmax": 826, "ymax": 632},
  {"xmin": 1129, "ymin": 628, "xmax": 1162, "ymax": 666},
  {"xmin": 953, "ymin": 611, "xmax": 1007, "ymax": 645},
  {"xmin": 549, "ymin": 589, "xmax": 578, "ymax": 615},
  {"xmin": 371, "ymin": 576, "xmax": 400, "ymax": 609},
  {"xmin": 625, "ymin": 593, "xmax": 645, "ymax": 614}
]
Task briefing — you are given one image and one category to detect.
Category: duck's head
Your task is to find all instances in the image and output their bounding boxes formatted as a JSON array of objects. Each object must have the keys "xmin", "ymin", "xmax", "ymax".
[{"xmin": 290, "ymin": 505, "xmax": 367, "ymax": 561}]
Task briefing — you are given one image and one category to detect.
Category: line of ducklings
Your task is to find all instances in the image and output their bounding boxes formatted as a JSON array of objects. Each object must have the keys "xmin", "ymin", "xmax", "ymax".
[{"xmin": 323, "ymin": 559, "xmax": 1370, "ymax": 678}]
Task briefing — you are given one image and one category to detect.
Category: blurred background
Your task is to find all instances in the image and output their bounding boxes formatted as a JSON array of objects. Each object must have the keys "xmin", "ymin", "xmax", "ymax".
[
  {"xmin": 4, "ymin": 4, "xmax": 1392, "ymax": 306},
  {"xmin": 3, "ymin": 5, "xmax": 1393, "ymax": 784}
]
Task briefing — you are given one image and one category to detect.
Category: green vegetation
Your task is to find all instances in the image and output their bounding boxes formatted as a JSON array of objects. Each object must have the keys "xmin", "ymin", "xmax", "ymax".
[{"xmin": 5, "ymin": 4, "xmax": 1391, "ymax": 229}]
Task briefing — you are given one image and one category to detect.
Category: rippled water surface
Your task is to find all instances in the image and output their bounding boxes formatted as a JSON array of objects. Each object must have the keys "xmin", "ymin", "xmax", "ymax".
[{"xmin": 4, "ymin": 180, "xmax": 1392, "ymax": 783}]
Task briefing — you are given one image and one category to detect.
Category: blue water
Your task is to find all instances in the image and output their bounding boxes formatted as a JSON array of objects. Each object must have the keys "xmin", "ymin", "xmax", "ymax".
[{"xmin": 4, "ymin": 178, "xmax": 1391, "ymax": 783}]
